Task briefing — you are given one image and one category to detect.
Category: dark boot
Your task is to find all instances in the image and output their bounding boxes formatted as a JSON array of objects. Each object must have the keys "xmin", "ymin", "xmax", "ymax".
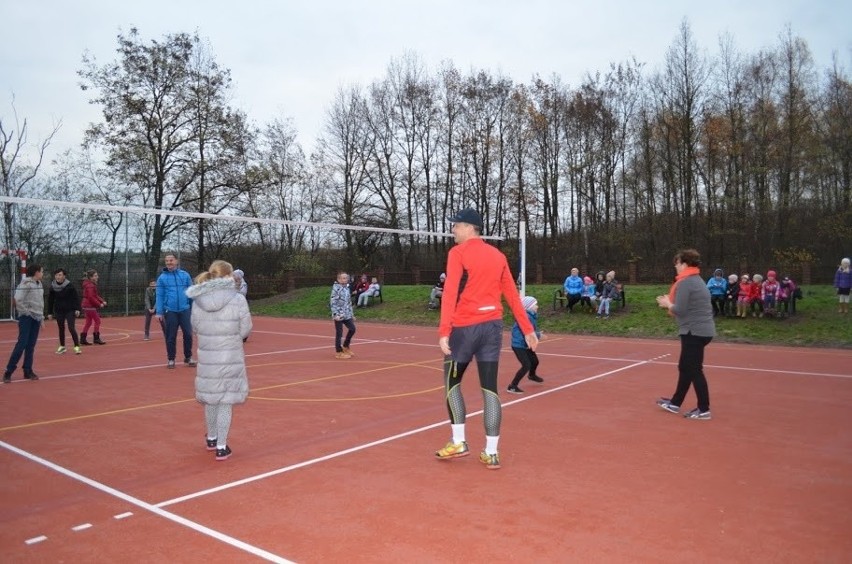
[
  {"xmin": 23, "ymin": 370, "xmax": 39, "ymax": 381},
  {"xmin": 80, "ymin": 333, "xmax": 91, "ymax": 345},
  {"xmin": 93, "ymin": 332, "xmax": 106, "ymax": 345}
]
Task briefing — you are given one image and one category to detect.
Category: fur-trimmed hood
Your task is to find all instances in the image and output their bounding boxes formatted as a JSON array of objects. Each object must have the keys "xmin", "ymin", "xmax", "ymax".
[{"xmin": 186, "ymin": 277, "xmax": 238, "ymax": 313}]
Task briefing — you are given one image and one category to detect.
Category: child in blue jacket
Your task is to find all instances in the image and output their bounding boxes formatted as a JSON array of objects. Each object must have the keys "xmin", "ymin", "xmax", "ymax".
[{"xmin": 507, "ymin": 296, "xmax": 543, "ymax": 394}]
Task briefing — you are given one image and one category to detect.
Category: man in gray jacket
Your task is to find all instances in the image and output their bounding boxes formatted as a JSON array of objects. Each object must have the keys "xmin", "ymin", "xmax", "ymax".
[{"xmin": 4, "ymin": 264, "xmax": 45, "ymax": 383}]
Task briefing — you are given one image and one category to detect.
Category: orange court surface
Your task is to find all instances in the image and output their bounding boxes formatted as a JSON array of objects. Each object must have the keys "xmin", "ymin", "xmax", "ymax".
[{"xmin": 1, "ymin": 315, "xmax": 850, "ymax": 563}]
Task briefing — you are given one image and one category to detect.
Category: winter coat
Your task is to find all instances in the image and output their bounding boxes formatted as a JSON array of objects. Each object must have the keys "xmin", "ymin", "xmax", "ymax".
[
  {"xmin": 81, "ymin": 279, "xmax": 105, "ymax": 309},
  {"xmin": 748, "ymin": 282, "xmax": 762, "ymax": 302},
  {"xmin": 762, "ymin": 280, "xmax": 780, "ymax": 300},
  {"xmin": 725, "ymin": 282, "xmax": 740, "ymax": 301},
  {"xmin": 778, "ymin": 279, "xmax": 795, "ymax": 300},
  {"xmin": 144, "ymin": 286, "xmax": 157, "ymax": 310},
  {"xmin": 836, "ymin": 268, "xmax": 852, "ymax": 290},
  {"xmin": 48, "ymin": 279, "xmax": 81, "ymax": 314},
  {"xmin": 601, "ymin": 280, "xmax": 620, "ymax": 300},
  {"xmin": 706, "ymin": 276, "xmax": 727, "ymax": 297},
  {"xmin": 511, "ymin": 310, "xmax": 541, "ymax": 349},
  {"xmin": 186, "ymin": 277, "xmax": 252, "ymax": 405},
  {"xmin": 14, "ymin": 277, "xmax": 44, "ymax": 321},
  {"xmin": 156, "ymin": 267, "xmax": 193, "ymax": 314},
  {"xmin": 330, "ymin": 282, "xmax": 354, "ymax": 320},
  {"xmin": 738, "ymin": 281, "xmax": 753, "ymax": 302},
  {"xmin": 563, "ymin": 274, "xmax": 583, "ymax": 296}
]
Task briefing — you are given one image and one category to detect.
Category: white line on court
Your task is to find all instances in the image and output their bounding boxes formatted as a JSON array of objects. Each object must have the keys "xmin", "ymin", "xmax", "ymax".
[
  {"xmin": 113, "ymin": 512, "xmax": 133, "ymax": 519},
  {"xmin": 71, "ymin": 523, "xmax": 92, "ymax": 532},
  {"xmin": 646, "ymin": 359, "xmax": 852, "ymax": 379},
  {"xmin": 0, "ymin": 440, "xmax": 294, "ymax": 563},
  {"xmin": 155, "ymin": 355, "xmax": 660, "ymax": 508},
  {"xmin": 25, "ymin": 535, "xmax": 47, "ymax": 545}
]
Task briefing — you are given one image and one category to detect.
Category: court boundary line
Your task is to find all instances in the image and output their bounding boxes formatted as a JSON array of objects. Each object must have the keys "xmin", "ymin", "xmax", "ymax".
[
  {"xmin": 155, "ymin": 355, "xmax": 659, "ymax": 508},
  {"xmin": 0, "ymin": 439, "xmax": 294, "ymax": 563}
]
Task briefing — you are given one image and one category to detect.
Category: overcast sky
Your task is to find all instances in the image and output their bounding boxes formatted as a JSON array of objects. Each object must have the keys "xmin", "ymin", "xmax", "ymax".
[{"xmin": 2, "ymin": 0, "xmax": 850, "ymax": 169}]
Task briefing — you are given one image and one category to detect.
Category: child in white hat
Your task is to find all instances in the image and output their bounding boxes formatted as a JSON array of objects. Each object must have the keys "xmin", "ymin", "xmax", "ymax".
[{"xmin": 507, "ymin": 295, "xmax": 543, "ymax": 394}]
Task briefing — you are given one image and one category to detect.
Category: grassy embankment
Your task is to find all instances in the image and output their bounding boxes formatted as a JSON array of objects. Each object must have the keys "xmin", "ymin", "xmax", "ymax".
[{"xmin": 252, "ymin": 284, "xmax": 852, "ymax": 349}]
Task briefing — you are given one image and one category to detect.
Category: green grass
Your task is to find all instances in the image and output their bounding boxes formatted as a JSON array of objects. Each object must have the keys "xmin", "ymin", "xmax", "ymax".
[{"xmin": 251, "ymin": 284, "xmax": 852, "ymax": 349}]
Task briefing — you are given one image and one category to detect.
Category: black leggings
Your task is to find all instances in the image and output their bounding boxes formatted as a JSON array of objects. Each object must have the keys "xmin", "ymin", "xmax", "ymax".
[
  {"xmin": 670, "ymin": 333, "xmax": 712, "ymax": 412},
  {"xmin": 510, "ymin": 347, "xmax": 539, "ymax": 387},
  {"xmin": 55, "ymin": 309, "xmax": 80, "ymax": 347}
]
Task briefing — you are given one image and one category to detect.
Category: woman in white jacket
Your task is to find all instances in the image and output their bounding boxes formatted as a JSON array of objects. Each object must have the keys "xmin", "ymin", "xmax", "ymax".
[{"xmin": 186, "ymin": 260, "xmax": 252, "ymax": 461}]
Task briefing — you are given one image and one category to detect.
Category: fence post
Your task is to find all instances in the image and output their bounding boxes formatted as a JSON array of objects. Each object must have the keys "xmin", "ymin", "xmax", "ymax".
[
  {"xmin": 628, "ymin": 259, "xmax": 638, "ymax": 285},
  {"xmin": 801, "ymin": 262, "xmax": 812, "ymax": 285}
]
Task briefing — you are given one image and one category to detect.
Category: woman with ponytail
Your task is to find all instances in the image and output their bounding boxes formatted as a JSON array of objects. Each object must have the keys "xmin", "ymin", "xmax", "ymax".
[
  {"xmin": 80, "ymin": 269, "xmax": 107, "ymax": 345},
  {"xmin": 654, "ymin": 249, "xmax": 716, "ymax": 420}
]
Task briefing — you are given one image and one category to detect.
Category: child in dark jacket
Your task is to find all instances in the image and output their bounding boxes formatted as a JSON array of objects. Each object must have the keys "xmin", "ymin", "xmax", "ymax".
[
  {"xmin": 724, "ymin": 274, "xmax": 739, "ymax": 317},
  {"xmin": 507, "ymin": 296, "xmax": 543, "ymax": 394}
]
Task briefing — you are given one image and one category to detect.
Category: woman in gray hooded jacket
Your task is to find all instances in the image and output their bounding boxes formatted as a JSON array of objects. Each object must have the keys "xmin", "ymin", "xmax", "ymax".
[{"xmin": 186, "ymin": 260, "xmax": 252, "ymax": 461}]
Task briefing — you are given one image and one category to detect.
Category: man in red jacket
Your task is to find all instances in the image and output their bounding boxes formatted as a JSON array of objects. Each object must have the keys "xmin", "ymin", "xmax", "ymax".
[{"xmin": 435, "ymin": 208, "xmax": 539, "ymax": 469}]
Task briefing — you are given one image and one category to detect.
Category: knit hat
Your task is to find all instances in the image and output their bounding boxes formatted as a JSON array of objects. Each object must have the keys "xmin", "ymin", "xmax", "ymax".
[
  {"xmin": 233, "ymin": 269, "xmax": 244, "ymax": 278},
  {"xmin": 767, "ymin": 270, "xmax": 777, "ymax": 279},
  {"xmin": 522, "ymin": 296, "xmax": 538, "ymax": 310},
  {"xmin": 439, "ymin": 273, "xmax": 446, "ymax": 280},
  {"xmin": 714, "ymin": 268, "xmax": 723, "ymax": 277},
  {"xmin": 728, "ymin": 274, "xmax": 738, "ymax": 283},
  {"xmin": 583, "ymin": 276, "xmax": 593, "ymax": 284}
]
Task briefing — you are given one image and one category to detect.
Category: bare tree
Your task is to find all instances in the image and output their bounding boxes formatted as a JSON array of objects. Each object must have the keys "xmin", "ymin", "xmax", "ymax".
[{"xmin": 0, "ymin": 98, "xmax": 60, "ymax": 293}]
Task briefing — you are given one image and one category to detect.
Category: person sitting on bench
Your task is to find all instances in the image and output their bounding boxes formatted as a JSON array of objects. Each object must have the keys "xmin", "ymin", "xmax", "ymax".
[
  {"xmin": 429, "ymin": 273, "xmax": 446, "ymax": 309},
  {"xmin": 562, "ymin": 267, "xmax": 583, "ymax": 312},
  {"xmin": 357, "ymin": 277, "xmax": 381, "ymax": 307}
]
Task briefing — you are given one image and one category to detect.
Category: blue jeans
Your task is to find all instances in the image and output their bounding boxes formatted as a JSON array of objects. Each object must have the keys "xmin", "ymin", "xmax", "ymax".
[
  {"xmin": 163, "ymin": 309, "xmax": 193, "ymax": 361},
  {"xmin": 6, "ymin": 315, "xmax": 41, "ymax": 375}
]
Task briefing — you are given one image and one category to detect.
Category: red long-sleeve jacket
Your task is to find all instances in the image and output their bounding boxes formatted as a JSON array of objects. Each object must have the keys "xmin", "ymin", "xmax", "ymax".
[
  {"xmin": 438, "ymin": 237, "xmax": 533, "ymax": 338},
  {"xmin": 81, "ymin": 279, "xmax": 105, "ymax": 309}
]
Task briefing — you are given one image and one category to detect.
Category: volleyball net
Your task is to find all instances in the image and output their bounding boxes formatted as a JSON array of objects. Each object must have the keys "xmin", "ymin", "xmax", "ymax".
[{"xmin": 0, "ymin": 196, "xmax": 526, "ymax": 319}]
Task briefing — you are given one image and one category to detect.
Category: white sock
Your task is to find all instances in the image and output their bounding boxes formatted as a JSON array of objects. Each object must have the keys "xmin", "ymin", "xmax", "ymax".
[
  {"xmin": 485, "ymin": 435, "xmax": 499, "ymax": 455},
  {"xmin": 451, "ymin": 424, "xmax": 465, "ymax": 444}
]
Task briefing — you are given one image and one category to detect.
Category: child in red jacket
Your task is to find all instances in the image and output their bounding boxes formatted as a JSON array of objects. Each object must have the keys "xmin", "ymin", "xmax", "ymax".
[{"xmin": 736, "ymin": 274, "xmax": 752, "ymax": 318}]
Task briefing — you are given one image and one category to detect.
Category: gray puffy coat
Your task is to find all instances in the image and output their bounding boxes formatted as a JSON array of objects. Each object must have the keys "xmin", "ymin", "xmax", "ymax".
[{"xmin": 186, "ymin": 277, "xmax": 252, "ymax": 405}]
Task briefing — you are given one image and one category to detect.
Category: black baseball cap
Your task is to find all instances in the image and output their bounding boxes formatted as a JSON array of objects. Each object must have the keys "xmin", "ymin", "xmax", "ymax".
[{"xmin": 450, "ymin": 208, "xmax": 483, "ymax": 229}]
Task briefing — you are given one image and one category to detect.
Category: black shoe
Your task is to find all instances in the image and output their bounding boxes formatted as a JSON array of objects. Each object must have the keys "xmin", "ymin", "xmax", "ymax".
[
  {"xmin": 507, "ymin": 385, "xmax": 524, "ymax": 394},
  {"xmin": 23, "ymin": 371, "xmax": 39, "ymax": 381},
  {"xmin": 206, "ymin": 437, "xmax": 217, "ymax": 451},
  {"xmin": 167, "ymin": 360, "xmax": 176, "ymax": 369},
  {"xmin": 2, "ymin": 372, "xmax": 10, "ymax": 384},
  {"xmin": 215, "ymin": 445, "xmax": 232, "ymax": 461},
  {"xmin": 528, "ymin": 374, "xmax": 544, "ymax": 383},
  {"xmin": 184, "ymin": 357, "xmax": 197, "ymax": 367}
]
